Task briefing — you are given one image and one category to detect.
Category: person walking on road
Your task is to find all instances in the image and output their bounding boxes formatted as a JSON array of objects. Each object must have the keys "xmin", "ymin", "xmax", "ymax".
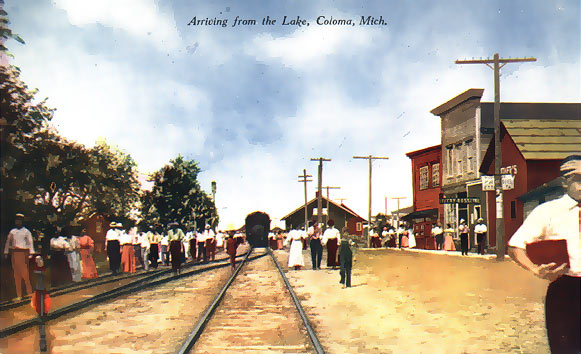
[
  {"xmin": 508, "ymin": 155, "xmax": 580, "ymax": 354},
  {"xmin": 322, "ymin": 219, "xmax": 341, "ymax": 269},
  {"xmin": 339, "ymin": 236, "xmax": 353, "ymax": 288},
  {"xmin": 308, "ymin": 221, "xmax": 323, "ymax": 270},
  {"xmin": 286, "ymin": 228, "xmax": 305, "ymax": 270},
  {"xmin": 3, "ymin": 213, "xmax": 35, "ymax": 299},
  {"xmin": 474, "ymin": 218, "xmax": 487, "ymax": 255},
  {"xmin": 458, "ymin": 219, "xmax": 469, "ymax": 255}
]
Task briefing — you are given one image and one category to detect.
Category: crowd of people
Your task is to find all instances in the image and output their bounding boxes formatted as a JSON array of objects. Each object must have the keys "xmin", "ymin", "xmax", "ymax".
[{"xmin": 2, "ymin": 217, "xmax": 244, "ymax": 301}]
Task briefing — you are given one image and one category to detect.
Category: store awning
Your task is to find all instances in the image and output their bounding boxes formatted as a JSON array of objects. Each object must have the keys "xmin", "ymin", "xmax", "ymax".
[{"xmin": 402, "ymin": 208, "xmax": 438, "ymax": 222}]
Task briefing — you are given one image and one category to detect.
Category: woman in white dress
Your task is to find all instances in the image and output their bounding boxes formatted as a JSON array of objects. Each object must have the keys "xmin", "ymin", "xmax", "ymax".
[{"xmin": 285, "ymin": 229, "xmax": 305, "ymax": 270}]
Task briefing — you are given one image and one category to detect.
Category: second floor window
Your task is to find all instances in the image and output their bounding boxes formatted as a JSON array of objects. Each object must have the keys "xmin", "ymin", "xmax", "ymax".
[
  {"xmin": 432, "ymin": 163, "xmax": 440, "ymax": 187},
  {"xmin": 419, "ymin": 166, "xmax": 429, "ymax": 190}
]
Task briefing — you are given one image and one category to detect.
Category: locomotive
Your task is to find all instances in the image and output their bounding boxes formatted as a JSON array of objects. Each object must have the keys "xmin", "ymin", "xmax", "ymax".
[{"xmin": 244, "ymin": 211, "xmax": 271, "ymax": 248}]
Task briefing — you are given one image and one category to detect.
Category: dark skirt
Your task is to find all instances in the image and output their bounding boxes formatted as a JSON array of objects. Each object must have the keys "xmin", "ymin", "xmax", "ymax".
[
  {"xmin": 149, "ymin": 243, "xmax": 159, "ymax": 268},
  {"xmin": 460, "ymin": 233, "xmax": 469, "ymax": 253},
  {"xmin": 327, "ymin": 238, "xmax": 339, "ymax": 267},
  {"xmin": 169, "ymin": 240, "xmax": 182, "ymax": 272},
  {"xmin": 189, "ymin": 239, "xmax": 197, "ymax": 259},
  {"xmin": 50, "ymin": 250, "xmax": 73, "ymax": 287},
  {"xmin": 106, "ymin": 240, "xmax": 121, "ymax": 273}
]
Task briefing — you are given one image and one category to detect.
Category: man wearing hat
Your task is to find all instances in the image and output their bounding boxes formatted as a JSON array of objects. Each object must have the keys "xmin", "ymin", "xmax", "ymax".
[
  {"xmin": 458, "ymin": 219, "xmax": 469, "ymax": 255},
  {"xmin": 474, "ymin": 218, "xmax": 487, "ymax": 255},
  {"xmin": 105, "ymin": 222, "xmax": 121, "ymax": 275},
  {"xmin": 3, "ymin": 213, "xmax": 35, "ymax": 299},
  {"xmin": 508, "ymin": 155, "xmax": 581, "ymax": 354},
  {"xmin": 322, "ymin": 219, "xmax": 341, "ymax": 269}
]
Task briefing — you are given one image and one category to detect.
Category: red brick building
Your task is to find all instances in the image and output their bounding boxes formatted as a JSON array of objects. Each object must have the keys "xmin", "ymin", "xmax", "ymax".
[{"xmin": 404, "ymin": 145, "xmax": 443, "ymax": 249}]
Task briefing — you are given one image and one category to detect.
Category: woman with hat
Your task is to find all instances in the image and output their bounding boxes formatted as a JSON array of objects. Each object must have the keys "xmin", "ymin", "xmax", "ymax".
[
  {"xmin": 322, "ymin": 219, "xmax": 341, "ymax": 268},
  {"xmin": 458, "ymin": 219, "xmax": 469, "ymax": 255},
  {"xmin": 105, "ymin": 222, "xmax": 122, "ymax": 275},
  {"xmin": 285, "ymin": 228, "xmax": 305, "ymax": 270},
  {"xmin": 78, "ymin": 228, "xmax": 98, "ymax": 279},
  {"xmin": 168, "ymin": 222, "xmax": 185, "ymax": 275},
  {"xmin": 120, "ymin": 224, "xmax": 136, "ymax": 273}
]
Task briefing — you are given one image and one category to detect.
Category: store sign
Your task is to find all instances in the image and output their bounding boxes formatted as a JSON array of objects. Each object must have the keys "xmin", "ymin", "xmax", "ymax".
[
  {"xmin": 502, "ymin": 174, "xmax": 515, "ymax": 190},
  {"xmin": 481, "ymin": 175, "xmax": 495, "ymax": 191},
  {"xmin": 439, "ymin": 197, "xmax": 480, "ymax": 204},
  {"xmin": 500, "ymin": 165, "xmax": 518, "ymax": 176}
]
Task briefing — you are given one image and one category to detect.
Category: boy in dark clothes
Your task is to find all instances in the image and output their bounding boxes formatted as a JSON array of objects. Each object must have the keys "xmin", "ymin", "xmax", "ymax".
[{"xmin": 339, "ymin": 236, "xmax": 353, "ymax": 288}]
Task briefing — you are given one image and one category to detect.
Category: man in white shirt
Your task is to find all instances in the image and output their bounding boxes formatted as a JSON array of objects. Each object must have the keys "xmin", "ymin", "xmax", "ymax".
[
  {"xmin": 4, "ymin": 213, "xmax": 35, "ymax": 299},
  {"xmin": 105, "ymin": 222, "xmax": 121, "ymax": 274},
  {"xmin": 508, "ymin": 155, "xmax": 581, "ymax": 354},
  {"xmin": 474, "ymin": 218, "xmax": 487, "ymax": 255}
]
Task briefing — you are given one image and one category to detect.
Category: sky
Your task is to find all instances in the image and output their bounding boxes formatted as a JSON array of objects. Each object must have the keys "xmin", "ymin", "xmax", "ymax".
[{"xmin": 4, "ymin": 0, "xmax": 580, "ymax": 229}]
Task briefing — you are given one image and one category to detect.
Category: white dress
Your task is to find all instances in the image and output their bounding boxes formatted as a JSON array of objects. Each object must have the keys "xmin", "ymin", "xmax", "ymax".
[
  {"xmin": 408, "ymin": 229, "xmax": 417, "ymax": 248},
  {"xmin": 286, "ymin": 230, "xmax": 304, "ymax": 267}
]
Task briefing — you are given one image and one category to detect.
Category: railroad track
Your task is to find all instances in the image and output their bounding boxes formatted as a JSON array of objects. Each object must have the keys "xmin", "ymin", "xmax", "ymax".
[
  {"xmin": 0, "ymin": 251, "xmax": 251, "ymax": 339},
  {"xmin": 177, "ymin": 247, "xmax": 325, "ymax": 354}
]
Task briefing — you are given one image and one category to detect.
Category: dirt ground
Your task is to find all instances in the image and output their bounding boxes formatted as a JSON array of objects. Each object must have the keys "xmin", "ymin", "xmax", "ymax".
[{"xmin": 274, "ymin": 247, "xmax": 550, "ymax": 354}]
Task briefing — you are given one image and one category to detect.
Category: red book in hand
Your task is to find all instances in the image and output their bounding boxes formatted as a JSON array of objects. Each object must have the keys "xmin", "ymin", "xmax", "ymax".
[{"xmin": 525, "ymin": 239, "xmax": 570, "ymax": 268}]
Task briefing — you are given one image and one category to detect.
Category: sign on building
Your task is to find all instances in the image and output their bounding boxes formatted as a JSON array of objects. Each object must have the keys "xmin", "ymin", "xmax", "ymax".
[
  {"xmin": 439, "ymin": 197, "xmax": 480, "ymax": 204},
  {"xmin": 502, "ymin": 174, "xmax": 515, "ymax": 190},
  {"xmin": 481, "ymin": 175, "xmax": 495, "ymax": 191}
]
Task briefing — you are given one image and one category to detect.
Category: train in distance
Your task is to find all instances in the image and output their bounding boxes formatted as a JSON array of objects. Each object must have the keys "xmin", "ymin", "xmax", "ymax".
[{"xmin": 244, "ymin": 211, "xmax": 271, "ymax": 248}]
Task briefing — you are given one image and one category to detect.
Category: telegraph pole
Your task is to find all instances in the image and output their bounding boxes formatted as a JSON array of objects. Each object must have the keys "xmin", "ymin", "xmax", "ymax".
[
  {"xmin": 298, "ymin": 169, "xmax": 313, "ymax": 230},
  {"xmin": 322, "ymin": 186, "xmax": 341, "ymax": 225},
  {"xmin": 391, "ymin": 197, "xmax": 407, "ymax": 229},
  {"xmin": 353, "ymin": 155, "xmax": 389, "ymax": 247},
  {"xmin": 456, "ymin": 54, "xmax": 536, "ymax": 260},
  {"xmin": 311, "ymin": 158, "xmax": 331, "ymax": 228}
]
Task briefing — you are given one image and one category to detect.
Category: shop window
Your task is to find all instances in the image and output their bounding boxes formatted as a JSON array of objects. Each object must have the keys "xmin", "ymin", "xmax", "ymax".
[
  {"xmin": 432, "ymin": 163, "xmax": 440, "ymax": 187},
  {"xmin": 419, "ymin": 166, "xmax": 429, "ymax": 190},
  {"xmin": 511, "ymin": 201, "xmax": 516, "ymax": 219}
]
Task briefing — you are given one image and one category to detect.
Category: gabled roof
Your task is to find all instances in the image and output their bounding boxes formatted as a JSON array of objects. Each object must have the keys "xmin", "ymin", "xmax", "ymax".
[
  {"xmin": 405, "ymin": 144, "xmax": 441, "ymax": 159},
  {"xmin": 479, "ymin": 122, "xmax": 525, "ymax": 174},
  {"xmin": 280, "ymin": 196, "xmax": 367, "ymax": 222},
  {"xmin": 502, "ymin": 119, "xmax": 581, "ymax": 160}
]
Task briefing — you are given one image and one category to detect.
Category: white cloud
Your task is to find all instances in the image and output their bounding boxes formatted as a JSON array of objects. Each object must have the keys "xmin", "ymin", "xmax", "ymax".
[
  {"xmin": 246, "ymin": 24, "xmax": 383, "ymax": 70},
  {"xmin": 53, "ymin": 0, "xmax": 181, "ymax": 50}
]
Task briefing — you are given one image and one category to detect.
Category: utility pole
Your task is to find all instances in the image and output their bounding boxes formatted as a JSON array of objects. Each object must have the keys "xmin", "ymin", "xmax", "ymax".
[
  {"xmin": 322, "ymin": 186, "xmax": 341, "ymax": 226},
  {"xmin": 455, "ymin": 54, "xmax": 536, "ymax": 260},
  {"xmin": 353, "ymin": 155, "xmax": 390, "ymax": 247},
  {"xmin": 310, "ymin": 158, "xmax": 331, "ymax": 228},
  {"xmin": 298, "ymin": 169, "xmax": 313, "ymax": 230},
  {"xmin": 391, "ymin": 196, "xmax": 407, "ymax": 230}
]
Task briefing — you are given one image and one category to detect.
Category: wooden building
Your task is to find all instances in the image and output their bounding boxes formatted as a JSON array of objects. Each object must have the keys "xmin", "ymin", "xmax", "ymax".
[
  {"xmin": 404, "ymin": 145, "xmax": 443, "ymax": 249},
  {"xmin": 431, "ymin": 88, "xmax": 579, "ymax": 251},
  {"xmin": 480, "ymin": 117, "xmax": 580, "ymax": 249},
  {"xmin": 82, "ymin": 213, "xmax": 110, "ymax": 253},
  {"xmin": 281, "ymin": 195, "xmax": 367, "ymax": 236}
]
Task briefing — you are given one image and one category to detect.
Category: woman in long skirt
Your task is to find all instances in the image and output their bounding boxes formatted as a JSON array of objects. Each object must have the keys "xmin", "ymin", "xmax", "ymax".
[
  {"xmin": 78, "ymin": 233, "xmax": 98, "ymax": 279},
  {"xmin": 322, "ymin": 220, "xmax": 341, "ymax": 268},
  {"xmin": 285, "ymin": 229, "xmax": 305, "ymax": 270},
  {"xmin": 66, "ymin": 236, "xmax": 82, "ymax": 282},
  {"xmin": 443, "ymin": 224, "xmax": 456, "ymax": 251},
  {"xmin": 50, "ymin": 236, "xmax": 73, "ymax": 287}
]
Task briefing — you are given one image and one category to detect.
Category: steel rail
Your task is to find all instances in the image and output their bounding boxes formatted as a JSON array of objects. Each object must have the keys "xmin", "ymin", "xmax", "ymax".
[
  {"xmin": 0, "ymin": 253, "xmax": 246, "ymax": 312},
  {"xmin": 176, "ymin": 248, "xmax": 256, "ymax": 354},
  {"xmin": 269, "ymin": 249, "xmax": 326, "ymax": 354},
  {"xmin": 0, "ymin": 252, "xmax": 257, "ymax": 339}
]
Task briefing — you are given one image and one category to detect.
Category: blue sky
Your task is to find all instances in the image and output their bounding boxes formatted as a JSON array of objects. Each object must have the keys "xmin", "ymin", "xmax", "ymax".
[{"xmin": 5, "ymin": 0, "xmax": 580, "ymax": 228}]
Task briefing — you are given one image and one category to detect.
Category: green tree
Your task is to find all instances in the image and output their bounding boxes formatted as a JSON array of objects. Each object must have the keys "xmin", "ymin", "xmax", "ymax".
[{"xmin": 141, "ymin": 156, "xmax": 217, "ymax": 230}]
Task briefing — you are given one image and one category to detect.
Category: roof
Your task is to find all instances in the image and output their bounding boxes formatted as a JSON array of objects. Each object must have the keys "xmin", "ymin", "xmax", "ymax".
[
  {"xmin": 517, "ymin": 177, "xmax": 565, "ymax": 203},
  {"xmin": 502, "ymin": 119, "xmax": 581, "ymax": 160},
  {"xmin": 402, "ymin": 208, "xmax": 438, "ymax": 221},
  {"xmin": 391, "ymin": 205, "xmax": 414, "ymax": 215},
  {"xmin": 430, "ymin": 89, "xmax": 484, "ymax": 116},
  {"xmin": 405, "ymin": 144, "xmax": 441, "ymax": 158},
  {"xmin": 481, "ymin": 102, "xmax": 580, "ymax": 121},
  {"xmin": 280, "ymin": 196, "xmax": 367, "ymax": 222}
]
